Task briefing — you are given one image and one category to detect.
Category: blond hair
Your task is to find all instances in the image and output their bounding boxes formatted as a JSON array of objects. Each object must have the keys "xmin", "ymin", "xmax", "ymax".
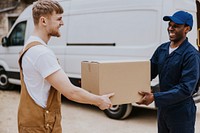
[{"xmin": 32, "ymin": 0, "xmax": 63, "ymax": 25}]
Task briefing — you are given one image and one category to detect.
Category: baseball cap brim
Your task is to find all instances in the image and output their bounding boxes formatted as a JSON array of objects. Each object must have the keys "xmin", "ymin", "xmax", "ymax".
[{"xmin": 163, "ymin": 16, "xmax": 185, "ymax": 25}]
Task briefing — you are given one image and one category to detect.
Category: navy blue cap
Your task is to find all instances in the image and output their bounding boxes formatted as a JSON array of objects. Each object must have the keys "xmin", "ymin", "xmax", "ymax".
[{"xmin": 163, "ymin": 11, "xmax": 193, "ymax": 30}]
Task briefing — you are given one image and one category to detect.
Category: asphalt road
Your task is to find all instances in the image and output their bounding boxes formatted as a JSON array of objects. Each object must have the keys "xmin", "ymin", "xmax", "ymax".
[{"xmin": 0, "ymin": 87, "xmax": 200, "ymax": 133}]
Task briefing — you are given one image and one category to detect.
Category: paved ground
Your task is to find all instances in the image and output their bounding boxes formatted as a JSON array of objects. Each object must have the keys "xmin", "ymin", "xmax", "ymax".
[{"xmin": 0, "ymin": 87, "xmax": 200, "ymax": 133}]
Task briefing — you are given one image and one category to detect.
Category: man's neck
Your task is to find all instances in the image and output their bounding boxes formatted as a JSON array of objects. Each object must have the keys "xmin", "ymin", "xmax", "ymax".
[
  {"xmin": 170, "ymin": 37, "xmax": 186, "ymax": 48},
  {"xmin": 32, "ymin": 28, "xmax": 50, "ymax": 44}
]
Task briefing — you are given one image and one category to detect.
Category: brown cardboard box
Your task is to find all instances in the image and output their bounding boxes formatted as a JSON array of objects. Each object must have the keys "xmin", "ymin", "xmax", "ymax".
[{"xmin": 81, "ymin": 60, "xmax": 151, "ymax": 105}]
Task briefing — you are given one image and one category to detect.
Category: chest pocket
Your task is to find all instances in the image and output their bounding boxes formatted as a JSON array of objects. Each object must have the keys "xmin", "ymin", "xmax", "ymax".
[
  {"xmin": 168, "ymin": 53, "xmax": 182, "ymax": 72},
  {"xmin": 162, "ymin": 53, "xmax": 182, "ymax": 81}
]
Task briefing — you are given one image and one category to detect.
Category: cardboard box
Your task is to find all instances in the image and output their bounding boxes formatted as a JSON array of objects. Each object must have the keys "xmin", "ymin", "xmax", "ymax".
[{"xmin": 81, "ymin": 60, "xmax": 150, "ymax": 105}]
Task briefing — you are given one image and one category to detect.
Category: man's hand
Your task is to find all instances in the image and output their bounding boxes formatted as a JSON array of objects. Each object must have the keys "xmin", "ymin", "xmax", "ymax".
[
  {"xmin": 97, "ymin": 93, "xmax": 114, "ymax": 110},
  {"xmin": 136, "ymin": 91, "xmax": 154, "ymax": 106}
]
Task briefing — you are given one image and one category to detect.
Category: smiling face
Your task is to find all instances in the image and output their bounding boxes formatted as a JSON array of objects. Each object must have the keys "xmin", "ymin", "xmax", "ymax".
[
  {"xmin": 167, "ymin": 21, "xmax": 190, "ymax": 46},
  {"xmin": 46, "ymin": 11, "xmax": 64, "ymax": 37}
]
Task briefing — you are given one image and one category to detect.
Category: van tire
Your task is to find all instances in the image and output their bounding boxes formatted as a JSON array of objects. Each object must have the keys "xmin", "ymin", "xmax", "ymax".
[
  {"xmin": 0, "ymin": 68, "xmax": 14, "ymax": 90},
  {"xmin": 103, "ymin": 104, "xmax": 132, "ymax": 119}
]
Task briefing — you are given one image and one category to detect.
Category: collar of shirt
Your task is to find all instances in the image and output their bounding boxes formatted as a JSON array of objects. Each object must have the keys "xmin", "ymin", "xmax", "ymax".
[{"xmin": 160, "ymin": 38, "xmax": 190, "ymax": 56}]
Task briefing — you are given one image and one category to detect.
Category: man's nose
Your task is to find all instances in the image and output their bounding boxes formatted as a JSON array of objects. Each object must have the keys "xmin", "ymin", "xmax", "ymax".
[
  {"xmin": 60, "ymin": 20, "xmax": 64, "ymax": 26},
  {"xmin": 168, "ymin": 26, "xmax": 174, "ymax": 31}
]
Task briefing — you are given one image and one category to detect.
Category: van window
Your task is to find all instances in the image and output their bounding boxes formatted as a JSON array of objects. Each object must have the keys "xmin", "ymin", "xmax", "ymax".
[{"xmin": 8, "ymin": 21, "xmax": 27, "ymax": 46}]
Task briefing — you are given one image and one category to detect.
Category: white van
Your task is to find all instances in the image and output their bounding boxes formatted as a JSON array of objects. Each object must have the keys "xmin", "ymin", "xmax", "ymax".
[{"xmin": 0, "ymin": 0, "xmax": 200, "ymax": 119}]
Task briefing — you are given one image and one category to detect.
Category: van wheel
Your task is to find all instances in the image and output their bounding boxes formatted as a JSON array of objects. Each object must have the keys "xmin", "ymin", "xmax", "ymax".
[
  {"xmin": 103, "ymin": 104, "xmax": 132, "ymax": 119},
  {"xmin": 0, "ymin": 68, "xmax": 14, "ymax": 90}
]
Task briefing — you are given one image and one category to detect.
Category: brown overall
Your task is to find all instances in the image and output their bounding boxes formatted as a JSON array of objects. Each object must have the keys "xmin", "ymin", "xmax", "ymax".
[{"xmin": 18, "ymin": 42, "xmax": 62, "ymax": 133}]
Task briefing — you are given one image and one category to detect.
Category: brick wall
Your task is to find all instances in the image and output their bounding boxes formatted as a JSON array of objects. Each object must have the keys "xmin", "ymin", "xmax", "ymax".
[
  {"xmin": 0, "ymin": 14, "xmax": 7, "ymax": 40},
  {"xmin": 0, "ymin": 1, "xmax": 31, "ymax": 41}
]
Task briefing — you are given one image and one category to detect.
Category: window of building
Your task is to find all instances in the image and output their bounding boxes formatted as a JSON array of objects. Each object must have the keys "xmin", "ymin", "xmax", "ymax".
[{"xmin": 8, "ymin": 16, "xmax": 18, "ymax": 30}]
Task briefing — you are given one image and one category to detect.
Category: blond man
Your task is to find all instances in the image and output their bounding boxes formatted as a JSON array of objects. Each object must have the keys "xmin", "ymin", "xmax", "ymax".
[{"xmin": 18, "ymin": 0, "xmax": 113, "ymax": 132}]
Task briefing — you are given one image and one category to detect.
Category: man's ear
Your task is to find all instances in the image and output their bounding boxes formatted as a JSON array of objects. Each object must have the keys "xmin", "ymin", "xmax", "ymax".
[
  {"xmin": 40, "ymin": 16, "xmax": 47, "ymax": 26},
  {"xmin": 185, "ymin": 26, "xmax": 191, "ymax": 34}
]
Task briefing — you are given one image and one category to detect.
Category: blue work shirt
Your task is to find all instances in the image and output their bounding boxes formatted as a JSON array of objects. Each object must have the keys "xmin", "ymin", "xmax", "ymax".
[{"xmin": 151, "ymin": 38, "xmax": 200, "ymax": 108}]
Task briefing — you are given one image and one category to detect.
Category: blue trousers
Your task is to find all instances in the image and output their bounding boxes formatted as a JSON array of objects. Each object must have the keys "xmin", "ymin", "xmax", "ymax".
[{"xmin": 157, "ymin": 99, "xmax": 196, "ymax": 133}]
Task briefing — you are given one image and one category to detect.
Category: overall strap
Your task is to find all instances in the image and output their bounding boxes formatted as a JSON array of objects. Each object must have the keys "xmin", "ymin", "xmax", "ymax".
[{"xmin": 18, "ymin": 41, "xmax": 42, "ymax": 70}]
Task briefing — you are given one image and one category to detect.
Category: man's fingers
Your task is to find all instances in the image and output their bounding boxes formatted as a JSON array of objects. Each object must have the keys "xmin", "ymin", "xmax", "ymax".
[
  {"xmin": 138, "ymin": 91, "xmax": 146, "ymax": 96},
  {"xmin": 136, "ymin": 95, "xmax": 147, "ymax": 105},
  {"xmin": 136, "ymin": 100, "xmax": 142, "ymax": 105},
  {"xmin": 106, "ymin": 93, "xmax": 115, "ymax": 98},
  {"xmin": 138, "ymin": 91, "xmax": 143, "ymax": 96},
  {"xmin": 138, "ymin": 91, "xmax": 151, "ymax": 95}
]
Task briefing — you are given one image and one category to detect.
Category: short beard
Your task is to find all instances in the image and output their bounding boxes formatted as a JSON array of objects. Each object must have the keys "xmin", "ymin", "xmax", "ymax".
[
  {"xmin": 48, "ymin": 29, "xmax": 61, "ymax": 37},
  {"xmin": 49, "ymin": 32, "xmax": 60, "ymax": 37}
]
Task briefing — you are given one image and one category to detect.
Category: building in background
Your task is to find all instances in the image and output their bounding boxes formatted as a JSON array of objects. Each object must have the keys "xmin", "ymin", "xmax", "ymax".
[{"xmin": 0, "ymin": 0, "xmax": 36, "ymax": 41}]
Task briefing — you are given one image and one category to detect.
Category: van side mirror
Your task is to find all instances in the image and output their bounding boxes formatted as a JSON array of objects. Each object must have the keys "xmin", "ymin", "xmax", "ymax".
[{"xmin": 1, "ymin": 37, "xmax": 8, "ymax": 47}]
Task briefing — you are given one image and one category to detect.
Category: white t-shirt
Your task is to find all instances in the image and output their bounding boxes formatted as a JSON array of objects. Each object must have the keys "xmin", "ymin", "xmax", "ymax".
[
  {"xmin": 169, "ymin": 46, "xmax": 178, "ymax": 54},
  {"xmin": 22, "ymin": 36, "xmax": 61, "ymax": 108}
]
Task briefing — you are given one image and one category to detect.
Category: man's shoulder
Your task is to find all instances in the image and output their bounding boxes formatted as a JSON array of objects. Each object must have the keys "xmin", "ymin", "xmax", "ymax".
[
  {"xmin": 24, "ymin": 36, "xmax": 46, "ymax": 47},
  {"xmin": 185, "ymin": 42, "xmax": 199, "ymax": 54},
  {"xmin": 23, "ymin": 44, "xmax": 51, "ymax": 61},
  {"xmin": 26, "ymin": 44, "xmax": 50, "ymax": 55},
  {"xmin": 156, "ymin": 41, "xmax": 170, "ymax": 51},
  {"xmin": 183, "ymin": 43, "xmax": 200, "ymax": 61}
]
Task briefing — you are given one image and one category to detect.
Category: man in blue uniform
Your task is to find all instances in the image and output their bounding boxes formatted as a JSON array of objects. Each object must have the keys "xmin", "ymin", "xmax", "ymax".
[{"xmin": 136, "ymin": 11, "xmax": 200, "ymax": 133}]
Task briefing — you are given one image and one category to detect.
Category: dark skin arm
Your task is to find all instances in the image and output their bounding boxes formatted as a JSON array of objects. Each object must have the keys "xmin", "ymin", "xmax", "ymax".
[{"xmin": 136, "ymin": 91, "xmax": 154, "ymax": 106}]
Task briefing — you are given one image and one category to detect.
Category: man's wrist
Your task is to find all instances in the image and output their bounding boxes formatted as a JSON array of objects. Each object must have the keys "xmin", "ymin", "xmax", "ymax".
[{"xmin": 151, "ymin": 93, "xmax": 154, "ymax": 102}]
